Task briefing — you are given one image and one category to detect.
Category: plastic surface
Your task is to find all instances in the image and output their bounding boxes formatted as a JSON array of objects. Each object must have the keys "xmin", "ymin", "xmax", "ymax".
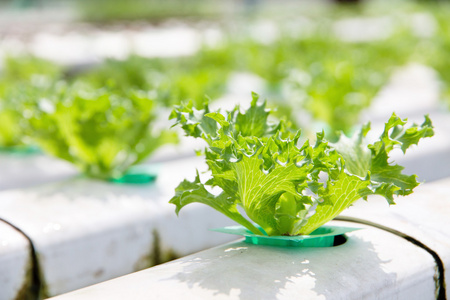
[
  {"xmin": 212, "ymin": 224, "xmax": 361, "ymax": 247},
  {"xmin": 109, "ymin": 164, "xmax": 159, "ymax": 184}
]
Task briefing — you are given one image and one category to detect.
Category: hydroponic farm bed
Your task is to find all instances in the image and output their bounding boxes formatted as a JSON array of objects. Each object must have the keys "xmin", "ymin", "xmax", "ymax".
[{"xmin": 2, "ymin": 1, "xmax": 450, "ymax": 300}]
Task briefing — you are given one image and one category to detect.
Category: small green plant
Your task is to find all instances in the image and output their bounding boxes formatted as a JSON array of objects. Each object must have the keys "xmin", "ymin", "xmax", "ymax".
[
  {"xmin": 170, "ymin": 94, "xmax": 433, "ymax": 236},
  {"xmin": 19, "ymin": 82, "xmax": 177, "ymax": 179}
]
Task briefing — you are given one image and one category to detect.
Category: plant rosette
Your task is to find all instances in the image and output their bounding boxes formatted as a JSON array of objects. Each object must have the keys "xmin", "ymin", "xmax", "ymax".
[
  {"xmin": 169, "ymin": 93, "xmax": 434, "ymax": 245},
  {"xmin": 19, "ymin": 82, "xmax": 177, "ymax": 181}
]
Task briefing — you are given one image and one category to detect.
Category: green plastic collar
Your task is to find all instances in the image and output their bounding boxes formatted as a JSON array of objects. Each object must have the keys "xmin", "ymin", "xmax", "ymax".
[
  {"xmin": 0, "ymin": 145, "xmax": 41, "ymax": 155},
  {"xmin": 211, "ymin": 224, "xmax": 360, "ymax": 247},
  {"xmin": 109, "ymin": 164, "xmax": 159, "ymax": 184}
]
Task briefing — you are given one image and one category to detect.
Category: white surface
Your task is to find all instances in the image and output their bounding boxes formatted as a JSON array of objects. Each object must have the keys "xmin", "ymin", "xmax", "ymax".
[
  {"xmin": 0, "ymin": 222, "xmax": 31, "ymax": 300},
  {"xmin": 342, "ymin": 177, "xmax": 450, "ymax": 299},
  {"xmin": 225, "ymin": 72, "xmax": 267, "ymax": 99},
  {"xmin": 409, "ymin": 13, "xmax": 437, "ymax": 38},
  {"xmin": 5, "ymin": 25, "xmax": 206, "ymax": 65},
  {"xmin": 131, "ymin": 27, "xmax": 201, "ymax": 58},
  {"xmin": 0, "ymin": 153, "xmax": 78, "ymax": 191},
  {"xmin": 30, "ymin": 32, "xmax": 100, "ymax": 66},
  {"xmin": 363, "ymin": 63, "xmax": 441, "ymax": 122},
  {"xmin": 0, "ymin": 156, "xmax": 236, "ymax": 297},
  {"xmin": 333, "ymin": 13, "xmax": 436, "ymax": 42},
  {"xmin": 47, "ymin": 222, "xmax": 437, "ymax": 300},
  {"xmin": 91, "ymin": 31, "xmax": 131, "ymax": 60},
  {"xmin": 333, "ymin": 16, "xmax": 394, "ymax": 42}
]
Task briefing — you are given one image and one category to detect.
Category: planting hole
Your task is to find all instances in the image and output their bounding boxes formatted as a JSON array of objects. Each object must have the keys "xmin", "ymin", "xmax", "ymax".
[{"xmin": 332, "ymin": 234, "xmax": 347, "ymax": 247}]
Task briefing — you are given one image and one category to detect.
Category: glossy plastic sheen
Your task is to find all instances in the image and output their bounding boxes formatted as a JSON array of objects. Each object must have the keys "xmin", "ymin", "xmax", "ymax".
[
  {"xmin": 0, "ymin": 145, "xmax": 41, "ymax": 155},
  {"xmin": 109, "ymin": 165, "xmax": 158, "ymax": 184},
  {"xmin": 212, "ymin": 225, "xmax": 361, "ymax": 247}
]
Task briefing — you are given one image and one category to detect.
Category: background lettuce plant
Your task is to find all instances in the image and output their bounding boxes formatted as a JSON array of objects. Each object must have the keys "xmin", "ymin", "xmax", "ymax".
[
  {"xmin": 170, "ymin": 94, "xmax": 433, "ymax": 236},
  {"xmin": 17, "ymin": 82, "xmax": 177, "ymax": 179}
]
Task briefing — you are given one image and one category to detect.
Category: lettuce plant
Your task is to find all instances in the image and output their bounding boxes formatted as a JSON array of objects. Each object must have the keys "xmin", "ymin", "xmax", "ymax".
[
  {"xmin": 19, "ymin": 82, "xmax": 177, "ymax": 180},
  {"xmin": 170, "ymin": 94, "xmax": 433, "ymax": 236}
]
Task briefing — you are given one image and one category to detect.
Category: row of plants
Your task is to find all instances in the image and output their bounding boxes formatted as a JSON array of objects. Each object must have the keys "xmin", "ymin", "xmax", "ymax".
[
  {"xmin": 1, "ymin": 2, "xmax": 449, "ymax": 181},
  {"xmin": 2, "ymin": 78, "xmax": 434, "ymax": 239},
  {"xmin": 64, "ymin": 2, "xmax": 450, "ymax": 137},
  {"xmin": 74, "ymin": 0, "xmax": 445, "ymax": 23}
]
